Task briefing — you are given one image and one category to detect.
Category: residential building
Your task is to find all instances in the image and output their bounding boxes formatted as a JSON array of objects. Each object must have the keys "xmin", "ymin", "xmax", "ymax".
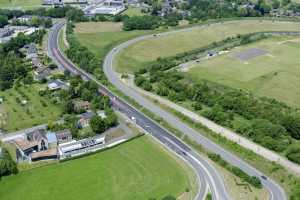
[
  {"xmin": 34, "ymin": 66, "xmax": 51, "ymax": 81},
  {"xmin": 73, "ymin": 100, "xmax": 91, "ymax": 112},
  {"xmin": 47, "ymin": 79, "xmax": 68, "ymax": 90},
  {"xmin": 78, "ymin": 111, "xmax": 95, "ymax": 128},
  {"xmin": 55, "ymin": 129, "xmax": 72, "ymax": 144}
]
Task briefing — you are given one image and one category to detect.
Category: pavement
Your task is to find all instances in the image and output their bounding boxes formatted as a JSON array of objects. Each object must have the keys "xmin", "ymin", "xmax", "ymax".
[
  {"xmin": 48, "ymin": 21, "xmax": 287, "ymax": 200},
  {"xmin": 123, "ymin": 73, "xmax": 300, "ymax": 177},
  {"xmin": 48, "ymin": 21, "xmax": 217, "ymax": 200}
]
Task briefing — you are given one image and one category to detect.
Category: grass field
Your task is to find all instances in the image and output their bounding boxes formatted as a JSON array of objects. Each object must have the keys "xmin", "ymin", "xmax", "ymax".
[
  {"xmin": 0, "ymin": 0, "xmax": 41, "ymax": 9},
  {"xmin": 186, "ymin": 35, "xmax": 300, "ymax": 107},
  {"xmin": 74, "ymin": 22, "xmax": 154, "ymax": 61},
  {"xmin": 122, "ymin": 7, "xmax": 145, "ymax": 16},
  {"xmin": 0, "ymin": 136, "xmax": 195, "ymax": 200},
  {"xmin": 115, "ymin": 20, "xmax": 300, "ymax": 73},
  {"xmin": 0, "ymin": 84, "xmax": 62, "ymax": 132}
]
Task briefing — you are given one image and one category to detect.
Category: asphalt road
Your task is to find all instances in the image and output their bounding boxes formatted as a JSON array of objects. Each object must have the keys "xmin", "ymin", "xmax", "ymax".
[
  {"xmin": 49, "ymin": 21, "xmax": 287, "ymax": 200},
  {"xmin": 102, "ymin": 25, "xmax": 288, "ymax": 200},
  {"xmin": 48, "ymin": 21, "xmax": 225, "ymax": 200}
]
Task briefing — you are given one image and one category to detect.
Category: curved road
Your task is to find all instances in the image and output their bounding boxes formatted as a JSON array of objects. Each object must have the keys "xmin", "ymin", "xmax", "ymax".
[
  {"xmin": 49, "ymin": 21, "xmax": 287, "ymax": 200},
  {"xmin": 102, "ymin": 24, "xmax": 288, "ymax": 200},
  {"xmin": 48, "ymin": 21, "xmax": 229, "ymax": 200}
]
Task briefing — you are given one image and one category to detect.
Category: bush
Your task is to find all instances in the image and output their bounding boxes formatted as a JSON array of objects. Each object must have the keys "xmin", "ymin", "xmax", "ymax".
[{"xmin": 286, "ymin": 144, "xmax": 300, "ymax": 164}]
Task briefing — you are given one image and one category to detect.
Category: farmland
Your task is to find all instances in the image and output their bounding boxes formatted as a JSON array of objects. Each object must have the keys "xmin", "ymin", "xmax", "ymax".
[
  {"xmin": 115, "ymin": 20, "xmax": 300, "ymax": 73},
  {"xmin": 186, "ymin": 35, "xmax": 300, "ymax": 107},
  {"xmin": 0, "ymin": 136, "xmax": 195, "ymax": 200},
  {"xmin": 74, "ymin": 22, "xmax": 153, "ymax": 62},
  {"xmin": 0, "ymin": 84, "xmax": 62, "ymax": 132}
]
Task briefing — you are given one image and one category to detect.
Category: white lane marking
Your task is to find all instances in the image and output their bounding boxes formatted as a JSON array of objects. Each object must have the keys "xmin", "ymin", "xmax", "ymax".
[{"xmin": 188, "ymin": 153, "xmax": 220, "ymax": 200}]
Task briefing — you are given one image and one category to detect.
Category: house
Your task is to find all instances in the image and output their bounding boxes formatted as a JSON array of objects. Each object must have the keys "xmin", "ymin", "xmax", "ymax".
[
  {"xmin": 0, "ymin": 27, "xmax": 14, "ymax": 38},
  {"xmin": 42, "ymin": 0, "xmax": 63, "ymax": 6},
  {"xmin": 30, "ymin": 148, "xmax": 58, "ymax": 162},
  {"xmin": 13, "ymin": 129, "xmax": 59, "ymax": 162},
  {"xmin": 86, "ymin": 0, "xmax": 126, "ymax": 15},
  {"xmin": 34, "ymin": 66, "xmax": 51, "ymax": 81},
  {"xmin": 59, "ymin": 134, "xmax": 106, "ymax": 158},
  {"xmin": 55, "ymin": 129, "xmax": 72, "ymax": 144},
  {"xmin": 17, "ymin": 15, "xmax": 33, "ymax": 23},
  {"xmin": 78, "ymin": 112, "xmax": 95, "ymax": 128},
  {"xmin": 47, "ymin": 79, "xmax": 67, "ymax": 90},
  {"xmin": 32, "ymin": 57, "xmax": 43, "ymax": 68},
  {"xmin": 24, "ymin": 43, "xmax": 38, "ymax": 60},
  {"xmin": 46, "ymin": 132, "xmax": 58, "ymax": 148},
  {"xmin": 97, "ymin": 110, "xmax": 107, "ymax": 119},
  {"xmin": 73, "ymin": 100, "xmax": 91, "ymax": 112}
]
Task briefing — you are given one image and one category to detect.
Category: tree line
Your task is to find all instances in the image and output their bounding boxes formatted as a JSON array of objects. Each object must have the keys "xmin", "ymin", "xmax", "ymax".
[{"xmin": 134, "ymin": 34, "xmax": 300, "ymax": 164}]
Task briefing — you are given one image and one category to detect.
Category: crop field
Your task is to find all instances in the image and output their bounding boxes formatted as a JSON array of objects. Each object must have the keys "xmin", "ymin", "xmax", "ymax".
[
  {"xmin": 74, "ymin": 22, "xmax": 153, "ymax": 61},
  {"xmin": 0, "ymin": 136, "xmax": 195, "ymax": 200},
  {"xmin": 115, "ymin": 20, "xmax": 300, "ymax": 73},
  {"xmin": 0, "ymin": 84, "xmax": 61, "ymax": 132},
  {"xmin": 0, "ymin": 0, "xmax": 41, "ymax": 9},
  {"xmin": 186, "ymin": 36, "xmax": 300, "ymax": 107}
]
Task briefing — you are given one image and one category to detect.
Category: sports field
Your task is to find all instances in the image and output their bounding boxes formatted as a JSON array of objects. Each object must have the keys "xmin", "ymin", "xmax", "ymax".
[
  {"xmin": 115, "ymin": 20, "xmax": 300, "ymax": 73},
  {"xmin": 0, "ymin": 0, "xmax": 41, "ymax": 9},
  {"xmin": 74, "ymin": 22, "xmax": 153, "ymax": 61},
  {"xmin": 186, "ymin": 36, "xmax": 300, "ymax": 107},
  {"xmin": 0, "ymin": 84, "xmax": 62, "ymax": 132},
  {"xmin": 0, "ymin": 136, "xmax": 195, "ymax": 200}
]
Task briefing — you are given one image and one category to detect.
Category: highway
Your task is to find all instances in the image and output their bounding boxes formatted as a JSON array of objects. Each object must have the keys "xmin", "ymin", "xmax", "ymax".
[
  {"xmin": 48, "ymin": 21, "xmax": 227, "ymax": 200},
  {"xmin": 49, "ymin": 21, "xmax": 286, "ymax": 200}
]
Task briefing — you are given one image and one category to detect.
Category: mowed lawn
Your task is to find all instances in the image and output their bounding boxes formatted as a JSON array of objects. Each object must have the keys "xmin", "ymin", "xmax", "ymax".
[
  {"xmin": 115, "ymin": 20, "xmax": 300, "ymax": 73},
  {"xmin": 0, "ymin": 0, "xmax": 41, "ymax": 9},
  {"xmin": 74, "ymin": 22, "xmax": 153, "ymax": 61},
  {"xmin": 0, "ymin": 84, "xmax": 61, "ymax": 132},
  {"xmin": 186, "ymin": 36, "xmax": 300, "ymax": 107},
  {"xmin": 0, "ymin": 136, "xmax": 194, "ymax": 200}
]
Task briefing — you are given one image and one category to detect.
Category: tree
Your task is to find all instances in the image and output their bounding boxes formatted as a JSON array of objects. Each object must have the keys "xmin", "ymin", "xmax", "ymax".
[
  {"xmin": 281, "ymin": 113, "xmax": 300, "ymax": 139},
  {"xmin": 0, "ymin": 15, "xmax": 8, "ymax": 28},
  {"xmin": 90, "ymin": 115, "xmax": 106, "ymax": 134},
  {"xmin": 0, "ymin": 148, "xmax": 18, "ymax": 178}
]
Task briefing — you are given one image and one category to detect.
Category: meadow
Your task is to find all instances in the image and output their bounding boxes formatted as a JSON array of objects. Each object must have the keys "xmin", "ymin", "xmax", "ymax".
[
  {"xmin": 115, "ymin": 20, "xmax": 300, "ymax": 73},
  {"xmin": 0, "ymin": 136, "xmax": 195, "ymax": 200},
  {"xmin": 0, "ymin": 84, "xmax": 62, "ymax": 132},
  {"xmin": 0, "ymin": 0, "xmax": 41, "ymax": 9},
  {"xmin": 74, "ymin": 22, "xmax": 154, "ymax": 62},
  {"xmin": 186, "ymin": 36, "xmax": 300, "ymax": 107}
]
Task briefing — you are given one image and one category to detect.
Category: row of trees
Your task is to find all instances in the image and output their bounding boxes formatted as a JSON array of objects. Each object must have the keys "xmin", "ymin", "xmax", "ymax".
[
  {"xmin": 134, "ymin": 34, "xmax": 300, "ymax": 159},
  {"xmin": 208, "ymin": 152, "xmax": 262, "ymax": 188},
  {"xmin": 123, "ymin": 15, "xmax": 160, "ymax": 31},
  {"xmin": 65, "ymin": 22, "xmax": 106, "ymax": 82}
]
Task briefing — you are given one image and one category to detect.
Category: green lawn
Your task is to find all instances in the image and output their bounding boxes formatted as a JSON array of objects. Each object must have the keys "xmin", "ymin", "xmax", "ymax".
[
  {"xmin": 122, "ymin": 7, "xmax": 145, "ymax": 16},
  {"xmin": 74, "ymin": 22, "xmax": 154, "ymax": 62},
  {"xmin": 0, "ymin": 136, "xmax": 195, "ymax": 200},
  {"xmin": 0, "ymin": 84, "xmax": 62, "ymax": 132},
  {"xmin": 186, "ymin": 36, "xmax": 300, "ymax": 107},
  {"xmin": 115, "ymin": 20, "xmax": 300, "ymax": 73},
  {"xmin": 0, "ymin": 0, "xmax": 41, "ymax": 9}
]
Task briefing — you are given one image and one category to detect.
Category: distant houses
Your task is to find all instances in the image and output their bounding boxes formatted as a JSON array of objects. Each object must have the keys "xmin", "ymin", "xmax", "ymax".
[{"xmin": 47, "ymin": 79, "xmax": 68, "ymax": 90}]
